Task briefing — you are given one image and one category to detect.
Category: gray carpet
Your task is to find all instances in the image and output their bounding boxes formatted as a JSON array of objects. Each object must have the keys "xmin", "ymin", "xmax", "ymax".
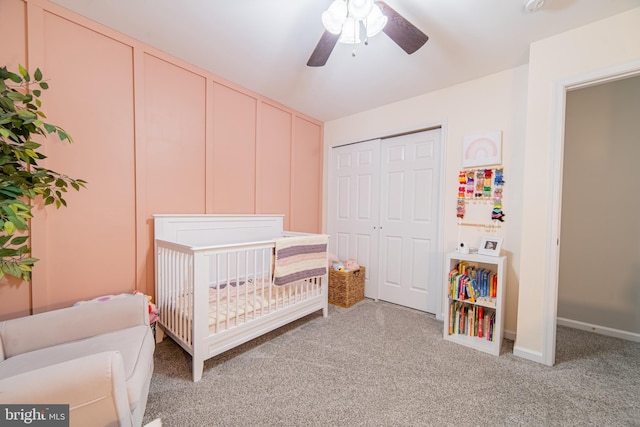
[{"xmin": 143, "ymin": 299, "xmax": 640, "ymax": 427}]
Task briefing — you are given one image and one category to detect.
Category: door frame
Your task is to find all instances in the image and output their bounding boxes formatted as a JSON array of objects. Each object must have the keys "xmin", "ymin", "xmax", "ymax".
[{"xmin": 543, "ymin": 60, "xmax": 640, "ymax": 366}]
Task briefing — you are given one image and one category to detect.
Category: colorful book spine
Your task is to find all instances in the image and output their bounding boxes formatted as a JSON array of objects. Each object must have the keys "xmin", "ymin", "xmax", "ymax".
[{"xmin": 447, "ymin": 261, "xmax": 499, "ymax": 341}]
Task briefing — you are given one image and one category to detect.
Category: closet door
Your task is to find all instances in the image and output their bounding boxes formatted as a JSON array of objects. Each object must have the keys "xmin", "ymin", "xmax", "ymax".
[
  {"xmin": 327, "ymin": 140, "xmax": 381, "ymax": 299},
  {"xmin": 378, "ymin": 129, "xmax": 442, "ymax": 312}
]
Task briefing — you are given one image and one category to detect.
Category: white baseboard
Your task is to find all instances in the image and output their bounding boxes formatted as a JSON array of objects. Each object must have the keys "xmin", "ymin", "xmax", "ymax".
[
  {"xmin": 557, "ymin": 317, "xmax": 640, "ymax": 343},
  {"xmin": 513, "ymin": 345, "xmax": 546, "ymax": 364}
]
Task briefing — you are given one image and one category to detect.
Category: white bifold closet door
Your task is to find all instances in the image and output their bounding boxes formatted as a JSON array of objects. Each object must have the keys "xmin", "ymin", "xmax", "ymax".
[
  {"xmin": 328, "ymin": 139, "xmax": 381, "ymax": 299},
  {"xmin": 328, "ymin": 129, "xmax": 442, "ymax": 313}
]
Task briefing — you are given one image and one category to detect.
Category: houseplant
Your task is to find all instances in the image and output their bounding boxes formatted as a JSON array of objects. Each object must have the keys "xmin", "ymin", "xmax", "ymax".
[{"xmin": 0, "ymin": 65, "xmax": 86, "ymax": 281}]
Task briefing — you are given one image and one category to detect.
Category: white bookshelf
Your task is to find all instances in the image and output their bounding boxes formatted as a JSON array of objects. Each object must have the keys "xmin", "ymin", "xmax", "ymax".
[{"xmin": 443, "ymin": 252, "xmax": 506, "ymax": 356}]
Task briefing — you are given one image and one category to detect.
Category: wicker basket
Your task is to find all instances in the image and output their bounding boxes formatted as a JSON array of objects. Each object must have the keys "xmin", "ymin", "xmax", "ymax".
[{"xmin": 328, "ymin": 267, "xmax": 365, "ymax": 308}]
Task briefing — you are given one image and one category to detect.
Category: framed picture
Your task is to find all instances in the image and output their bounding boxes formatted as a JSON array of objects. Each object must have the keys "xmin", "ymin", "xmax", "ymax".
[
  {"xmin": 462, "ymin": 131, "xmax": 502, "ymax": 168},
  {"xmin": 478, "ymin": 236, "xmax": 503, "ymax": 256}
]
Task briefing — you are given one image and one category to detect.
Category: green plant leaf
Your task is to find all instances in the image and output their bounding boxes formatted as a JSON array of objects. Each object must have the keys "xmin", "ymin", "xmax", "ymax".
[
  {"xmin": 18, "ymin": 263, "xmax": 32, "ymax": 272},
  {"xmin": 57, "ymin": 130, "xmax": 70, "ymax": 141},
  {"xmin": 0, "ymin": 248, "xmax": 19, "ymax": 257},
  {"xmin": 43, "ymin": 123, "xmax": 56, "ymax": 133},
  {"xmin": 34, "ymin": 68, "xmax": 42, "ymax": 81},
  {"xmin": 7, "ymin": 92, "xmax": 27, "ymax": 102},
  {"xmin": 7, "ymin": 72, "xmax": 22, "ymax": 83},
  {"xmin": 10, "ymin": 236, "xmax": 29, "ymax": 245},
  {"xmin": 18, "ymin": 64, "xmax": 29, "ymax": 81},
  {"xmin": 39, "ymin": 81, "xmax": 49, "ymax": 90},
  {"xmin": 3, "ymin": 221, "xmax": 16, "ymax": 235}
]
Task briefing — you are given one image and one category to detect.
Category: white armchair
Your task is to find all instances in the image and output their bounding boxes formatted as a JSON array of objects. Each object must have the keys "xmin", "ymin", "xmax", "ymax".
[{"xmin": 0, "ymin": 294, "xmax": 155, "ymax": 427}]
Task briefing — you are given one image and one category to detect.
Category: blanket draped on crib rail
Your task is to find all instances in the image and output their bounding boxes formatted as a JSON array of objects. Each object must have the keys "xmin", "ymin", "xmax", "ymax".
[{"xmin": 273, "ymin": 234, "xmax": 328, "ymax": 286}]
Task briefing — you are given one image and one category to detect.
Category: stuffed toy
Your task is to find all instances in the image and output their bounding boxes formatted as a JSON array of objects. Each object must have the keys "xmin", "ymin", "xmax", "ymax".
[
  {"xmin": 345, "ymin": 258, "xmax": 360, "ymax": 272},
  {"xmin": 328, "ymin": 253, "xmax": 339, "ymax": 269},
  {"xmin": 332, "ymin": 261, "xmax": 345, "ymax": 272},
  {"xmin": 134, "ymin": 290, "xmax": 159, "ymax": 323}
]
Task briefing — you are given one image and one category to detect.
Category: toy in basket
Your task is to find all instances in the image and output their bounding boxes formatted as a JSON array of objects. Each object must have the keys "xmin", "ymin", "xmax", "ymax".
[{"xmin": 328, "ymin": 260, "xmax": 365, "ymax": 308}]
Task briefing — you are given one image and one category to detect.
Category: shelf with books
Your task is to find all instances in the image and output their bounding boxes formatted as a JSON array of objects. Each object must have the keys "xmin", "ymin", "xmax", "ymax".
[{"xmin": 443, "ymin": 252, "xmax": 506, "ymax": 356}]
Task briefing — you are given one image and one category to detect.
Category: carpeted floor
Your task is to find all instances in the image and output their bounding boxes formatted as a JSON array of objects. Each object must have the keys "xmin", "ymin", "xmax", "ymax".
[{"xmin": 143, "ymin": 299, "xmax": 640, "ymax": 427}]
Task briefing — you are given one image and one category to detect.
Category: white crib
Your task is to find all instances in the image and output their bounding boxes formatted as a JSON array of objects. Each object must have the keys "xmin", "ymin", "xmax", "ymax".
[{"xmin": 153, "ymin": 214, "xmax": 329, "ymax": 382}]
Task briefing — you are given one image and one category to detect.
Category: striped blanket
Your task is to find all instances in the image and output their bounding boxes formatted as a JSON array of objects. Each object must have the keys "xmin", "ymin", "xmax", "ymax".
[{"xmin": 273, "ymin": 234, "xmax": 328, "ymax": 286}]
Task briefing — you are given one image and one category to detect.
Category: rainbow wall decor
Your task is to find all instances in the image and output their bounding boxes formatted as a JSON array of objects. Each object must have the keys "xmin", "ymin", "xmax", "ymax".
[{"xmin": 462, "ymin": 131, "xmax": 502, "ymax": 168}]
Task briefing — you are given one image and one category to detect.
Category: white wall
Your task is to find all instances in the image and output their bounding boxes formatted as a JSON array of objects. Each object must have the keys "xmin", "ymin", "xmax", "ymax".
[
  {"xmin": 324, "ymin": 65, "xmax": 529, "ymax": 337},
  {"xmin": 516, "ymin": 7, "xmax": 640, "ymax": 364},
  {"xmin": 324, "ymin": 6, "xmax": 640, "ymax": 363}
]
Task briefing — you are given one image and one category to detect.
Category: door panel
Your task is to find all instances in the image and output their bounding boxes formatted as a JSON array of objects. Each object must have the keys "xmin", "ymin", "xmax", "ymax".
[
  {"xmin": 379, "ymin": 129, "xmax": 441, "ymax": 312},
  {"xmin": 414, "ymin": 170, "xmax": 433, "ymax": 221},
  {"xmin": 328, "ymin": 140, "xmax": 381, "ymax": 298},
  {"xmin": 383, "ymin": 236, "xmax": 403, "ymax": 286},
  {"xmin": 410, "ymin": 238, "xmax": 430, "ymax": 292}
]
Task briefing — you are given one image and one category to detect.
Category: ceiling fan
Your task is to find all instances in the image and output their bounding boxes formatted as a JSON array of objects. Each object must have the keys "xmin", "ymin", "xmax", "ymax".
[{"xmin": 307, "ymin": 0, "xmax": 429, "ymax": 67}]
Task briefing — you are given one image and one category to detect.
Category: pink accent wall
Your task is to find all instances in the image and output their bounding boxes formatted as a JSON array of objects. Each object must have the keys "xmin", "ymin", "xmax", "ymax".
[
  {"xmin": 211, "ymin": 83, "xmax": 257, "ymax": 214},
  {"xmin": 0, "ymin": 0, "xmax": 323, "ymax": 318},
  {"xmin": 30, "ymin": 7, "xmax": 137, "ymax": 312},
  {"xmin": 257, "ymin": 103, "xmax": 292, "ymax": 230},
  {"xmin": 291, "ymin": 117, "xmax": 323, "ymax": 233}
]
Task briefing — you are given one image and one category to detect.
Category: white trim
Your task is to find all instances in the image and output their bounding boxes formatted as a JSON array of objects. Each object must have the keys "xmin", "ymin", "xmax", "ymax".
[
  {"xmin": 557, "ymin": 318, "xmax": 640, "ymax": 343},
  {"xmin": 434, "ymin": 121, "xmax": 448, "ymax": 321},
  {"xmin": 544, "ymin": 59, "xmax": 640, "ymax": 367},
  {"xmin": 542, "ymin": 80, "xmax": 565, "ymax": 367},
  {"xmin": 513, "ymin": 345, "xmax": 544, "ymax": 364}
]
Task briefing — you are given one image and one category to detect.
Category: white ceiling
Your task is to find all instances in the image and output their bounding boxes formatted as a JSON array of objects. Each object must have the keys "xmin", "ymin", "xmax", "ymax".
[{"xmin": 50, "ymin": 0, "xmax": 640, "ymax": 122}]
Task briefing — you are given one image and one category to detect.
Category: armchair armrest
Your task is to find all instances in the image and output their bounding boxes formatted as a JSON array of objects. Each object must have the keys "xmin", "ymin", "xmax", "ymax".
[
  {"xmin": 0, "ymin": 295, "xmax": 149, "ymax": 358},
  {"xmin": 0, "ymin": 351, "xmax": 133, "ymax": 427}
]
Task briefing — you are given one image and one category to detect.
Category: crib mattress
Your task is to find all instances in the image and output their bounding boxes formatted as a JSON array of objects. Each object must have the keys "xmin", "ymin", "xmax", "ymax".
[
  {"xmin": 207, "ymin": 279, "xmax": 321, "ymax": 330},
  {"xmin": 170, "ymin": 279, "xmax": 321, "ymax": 334}
]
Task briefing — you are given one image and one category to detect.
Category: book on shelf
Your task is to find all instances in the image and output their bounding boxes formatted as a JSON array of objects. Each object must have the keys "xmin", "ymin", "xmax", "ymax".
[
  {"xmin": 448, "ymin": 300, "xmax": 495, "ymax": 341},
  {"xmin": 447, "ymin": 262, "xmax": 499, "ymax": 305}
]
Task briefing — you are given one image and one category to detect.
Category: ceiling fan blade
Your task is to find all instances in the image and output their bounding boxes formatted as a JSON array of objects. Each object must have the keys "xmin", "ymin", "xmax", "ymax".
[
  {"xmin": 307, "ymin": 31, "xmax": 340, "ymax": 67},
  {"xmin": 377, "ymin": 1, "xmax": 429, "ymax": 55}
]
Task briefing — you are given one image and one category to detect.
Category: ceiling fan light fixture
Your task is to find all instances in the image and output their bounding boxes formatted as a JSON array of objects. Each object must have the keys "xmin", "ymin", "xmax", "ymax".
[
  {"xmin": 322, "ymin": 11, "xmax": 345, "ymax": 34},
  {"xmin": 523, "ymin": 0, "xmax": 546, "ymax": 13},
  {"xmin": 322, "ymin": 0, "xmax": 347, "ymax": 34},
  {"xmin": 348, "ymin": 0, "xmax": 374, "ymax": 21},
  {"xmin": 365, "ymin": 4, "xmax": 388, "ymax": 38},
  {"xmin": 308, "ymin": 1, "xmax": 429, "ymax": 67},
  {"xmin": 338, "ymin": 17, "xmax": 361, "ymax": 44}
]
